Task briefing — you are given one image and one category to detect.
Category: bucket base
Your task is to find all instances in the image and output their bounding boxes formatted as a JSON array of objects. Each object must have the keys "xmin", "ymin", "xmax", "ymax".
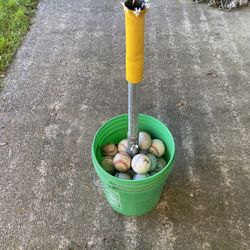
[{"xmin": 103, "ymin": 182, "xmax": 165, "ymax": 216}]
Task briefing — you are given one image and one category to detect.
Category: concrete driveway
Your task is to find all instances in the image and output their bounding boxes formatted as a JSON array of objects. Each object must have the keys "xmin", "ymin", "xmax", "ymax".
[{"xmin": 0, "ymin": 0, "xmax": 249, "ymax": 249}]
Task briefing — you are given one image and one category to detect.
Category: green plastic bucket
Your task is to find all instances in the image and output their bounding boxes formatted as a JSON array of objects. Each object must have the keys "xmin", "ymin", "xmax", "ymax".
[{"xmin": 91, "ymin": 114, "xmax": 175, "ymax": 216}]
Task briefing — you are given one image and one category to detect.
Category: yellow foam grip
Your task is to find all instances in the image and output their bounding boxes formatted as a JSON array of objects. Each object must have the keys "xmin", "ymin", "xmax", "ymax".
[{"xmin": 124, "ymin": 9, "xmax": 146, "ymax": 84}]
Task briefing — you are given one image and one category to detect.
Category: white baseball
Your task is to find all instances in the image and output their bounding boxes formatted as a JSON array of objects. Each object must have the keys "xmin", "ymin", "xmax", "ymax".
[
  {"xmin": 149, "ymin": 139, "xmax": 165, "ymax": 157},
  {"xmin": 132, "ymin": 173, "xmax": 149, "ymax": 180},
  {"xmin": 115, "ymin": 172, "xmax": 131, "ymax": 180},
  {"xmin": 118, "ymin": 139, "xmax": 128, "ymax": 153},
  {"xmin": 113, "ymin": 153, "xmax": 131, "ymax": 172},
  {"xmin": 131, "ymin": 154, "xmax": 151, "ymax": 174},
  {"xmin": 138, "ymin": 131, "xmax": 152, "ymax": 150}
]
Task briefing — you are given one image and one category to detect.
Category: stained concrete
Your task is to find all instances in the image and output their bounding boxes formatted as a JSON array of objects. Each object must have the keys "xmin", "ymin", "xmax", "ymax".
[{"xmin": 0, "ymin": 0, "xmax": 250, "ymax": 249}]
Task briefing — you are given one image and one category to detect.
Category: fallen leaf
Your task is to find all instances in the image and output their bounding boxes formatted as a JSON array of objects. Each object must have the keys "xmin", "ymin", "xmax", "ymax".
[
  {"xmin": 206, "ymin": 72, "xmax": 218, "ymax": 78},
  {"xmin": 176, "ymin": 102, "xmax": 185, "ymax": 108}
]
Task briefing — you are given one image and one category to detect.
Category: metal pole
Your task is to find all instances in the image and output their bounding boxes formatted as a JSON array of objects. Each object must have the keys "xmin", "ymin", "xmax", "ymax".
[{"xmin": 128, "ymin": 83, "xmax": 139, "ymax": 156}]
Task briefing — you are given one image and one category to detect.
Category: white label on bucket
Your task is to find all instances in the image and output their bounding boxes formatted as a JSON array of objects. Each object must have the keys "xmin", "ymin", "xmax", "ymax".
[{"xmin": 106, "ymin": 189, "xmax": 122, "ymax": 209}]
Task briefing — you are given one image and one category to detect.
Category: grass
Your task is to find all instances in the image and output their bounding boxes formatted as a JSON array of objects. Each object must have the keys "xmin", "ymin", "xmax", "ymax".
[{"xmin": 0, "ymin": 0, "xmax": 38, "ymax": 86}]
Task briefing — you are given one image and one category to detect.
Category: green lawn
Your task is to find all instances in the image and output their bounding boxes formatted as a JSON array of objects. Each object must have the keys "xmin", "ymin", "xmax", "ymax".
[{"xmin": 0, "ymin": 0, "xmax": 38, "ymax": 82}]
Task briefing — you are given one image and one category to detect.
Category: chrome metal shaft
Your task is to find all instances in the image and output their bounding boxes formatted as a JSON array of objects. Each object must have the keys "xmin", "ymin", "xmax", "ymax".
[{"xmin": 128, "ymin": 83, "xmax": 139, "ymax": 156}]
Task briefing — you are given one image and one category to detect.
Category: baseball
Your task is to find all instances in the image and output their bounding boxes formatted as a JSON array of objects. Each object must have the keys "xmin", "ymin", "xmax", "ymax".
[
  {"xmin": 115, "ymin": 172, "xmax": 131, "ymax": 180},
  {"xmin": 157, "ymin": 157, "xmax": 167, "ymax": 171},
  {"xmin": 138, "ymin": 131, "xmax": 152, "ymax": 150},
  {"xmin": 132, "ymin": 173, "xmax": 149, "ymax": 180},
  {"xmin": 131, "ymin": 154, "xmax": 151, "ymax": 174},
  {"xmin": 101, "ymin": 143, "xmax": 118, "ymax": 157},
  {"xmin": 146, "ymin": 153, "xmax": 158, "ymax": 172},
  {"xmin": 118, "ymin": 139, "xmax": 128, "ymax": 153},
  {"xmin": 149, "ymin": 139, "xmax": 165, "ymax": 157},
  {"xmin": 101, "ymin": 156, "xmax": 115, "ymax": 174},
  {"xmin": 113, "ymin": 153, "xmax": 131, "ymax": 172}
]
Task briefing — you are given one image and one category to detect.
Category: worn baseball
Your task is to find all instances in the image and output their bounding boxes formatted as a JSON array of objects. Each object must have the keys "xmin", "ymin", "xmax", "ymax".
[
  {"xmin": 115, "ymin": 172, "xmax": 131, "ymax": 180},
  {"xmin": 147, "ymin": 153, "xmax": 158, "ymax": 172},
  {"xmin": 149, "ymin": 139, "xmax": 165, "ymax": 157},
  {"xmin": 131, "ymin": 154, "xmax": 151, "ymax": 174},
  {"xmin": 118, "ymin": 139, "xmax": 128, "ymax": 153},
  {"xmin": 101, "ymin": 156, "xmax": 115, "ymax": 174},
  {"xmin": 138, "ymin": 131, "xmax": 152, "ymax": 150},
  {"xmin": 157, "ymin": 157, "xmax": 167, "ymax": 171},
  {"xmin": 101, "ymin": 143, "xmax": 118, "ymax": 157},
  {"xmin": 132, "ymin": 173, "xmax": 149, "ymax": 180},
  {"xmin": 113, "ymin": 153, "xmax": 131, "ymax": 172}
]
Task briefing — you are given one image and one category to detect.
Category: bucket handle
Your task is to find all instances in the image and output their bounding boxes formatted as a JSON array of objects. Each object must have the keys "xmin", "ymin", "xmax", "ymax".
[{"xmin": 92, "ymin": 173, "xmax": 113, "ymax": 190}]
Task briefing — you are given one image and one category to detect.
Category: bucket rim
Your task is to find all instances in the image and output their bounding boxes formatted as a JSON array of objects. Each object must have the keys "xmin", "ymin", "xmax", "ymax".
[{"xmin": 91, "ymin": 114, "xmax": 175, "ymax": 184}]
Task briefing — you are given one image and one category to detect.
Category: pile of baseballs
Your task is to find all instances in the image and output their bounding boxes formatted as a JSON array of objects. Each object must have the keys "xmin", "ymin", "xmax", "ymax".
[{"xmin": 100, "ymin": 131, "xmax": 167, "ymax": 180}]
